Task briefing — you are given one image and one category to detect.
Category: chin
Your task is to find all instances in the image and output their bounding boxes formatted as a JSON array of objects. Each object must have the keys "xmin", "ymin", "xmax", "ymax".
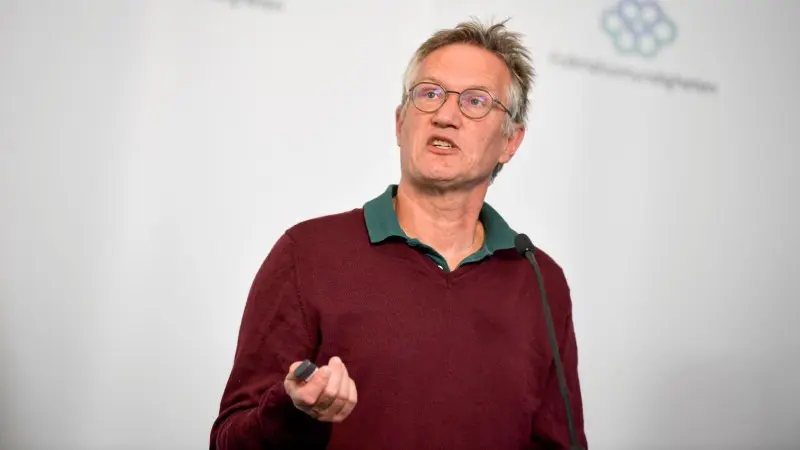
[
  {"xmin": 410, "ymin": 170, "xmax": 467, "ymax": 191},
  {"xmin": 417, "ymin": 165, "xmax": 497, "ymax": 189},
  {"xmin": 417, "ymin": 166, "xmax": 459, "ymax": 181}
]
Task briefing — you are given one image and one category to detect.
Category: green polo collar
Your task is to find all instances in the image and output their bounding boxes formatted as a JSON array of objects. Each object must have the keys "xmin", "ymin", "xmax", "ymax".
[{"xmin": 363, "ymin": 185, "xmax": 516, "ymax": 270}]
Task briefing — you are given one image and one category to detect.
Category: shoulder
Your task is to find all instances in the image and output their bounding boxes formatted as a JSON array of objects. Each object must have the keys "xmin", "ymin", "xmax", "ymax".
[
  {"xmin": 255, "ymin": 208, "xmax": 368, "ymax": 280},
  {"xmin": 532, "ymin": 245, "xmax": 567, "ymax": 280},
  {"xmin": 283, "ymin": 208, "xmax": 368, "ymax": 251},
  {"xmin": 530, "ymin": 244, "xmax": 574, "ymax": 311}
]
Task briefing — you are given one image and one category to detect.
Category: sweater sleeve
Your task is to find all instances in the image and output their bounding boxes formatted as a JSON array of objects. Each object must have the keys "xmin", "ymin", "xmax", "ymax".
[
  {"xmin": 210, "ymin": 232, "xmax": 331, "ymax": 450},
  {"xmin": 530, "ymin": 272, "xmax": 589, "ymax": 449}
]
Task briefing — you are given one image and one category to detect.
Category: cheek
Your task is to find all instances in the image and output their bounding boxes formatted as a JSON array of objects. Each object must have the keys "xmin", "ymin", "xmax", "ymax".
[
  {"xmin": 400, "ymin": 118, "xmax": 425, "ymax": 145},
  {"xmin": 469, "ymin": 130, "xmax": 506, "ymax": 161}
]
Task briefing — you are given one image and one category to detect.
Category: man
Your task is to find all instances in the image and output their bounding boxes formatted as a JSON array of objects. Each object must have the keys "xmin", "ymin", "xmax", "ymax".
[{"xmin": 210, "ymin": 18, "xmax": 587, "ymax": 450}]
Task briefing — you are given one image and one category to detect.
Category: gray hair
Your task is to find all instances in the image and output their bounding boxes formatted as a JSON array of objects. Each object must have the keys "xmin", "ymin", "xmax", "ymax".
[{"xmin": 400, "ymin": 18, "xmax": 535, "ymax": 180}]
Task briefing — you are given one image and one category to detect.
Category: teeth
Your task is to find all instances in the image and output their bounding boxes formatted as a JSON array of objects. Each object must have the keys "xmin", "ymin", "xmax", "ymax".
[{"xmin": 432, "ymin": 139, "xmax": 452, "ymax": 148}]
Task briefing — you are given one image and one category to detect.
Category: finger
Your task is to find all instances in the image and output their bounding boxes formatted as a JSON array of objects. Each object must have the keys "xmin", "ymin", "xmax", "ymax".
[
  {"xmin": 286, "ymin": 363, "xmax": 331, "ymax": 408},
  {"xmin": 319, "ymin": 361, "xmax": 353, "ymax": 421},
  {"xmin": 314, "ymin": 357, "xmax": 344, "ymax": 413},
  {"xmin": 326, "ymin": 365, "xmax": 351, "ymax": 418},
  {"xmin": 332, "ymin": 378, "xmax": 358, "ymax": 422}
]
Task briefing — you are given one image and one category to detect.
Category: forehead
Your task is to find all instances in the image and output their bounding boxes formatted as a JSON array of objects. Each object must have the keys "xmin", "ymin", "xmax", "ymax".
[{"xmin": 415, "ymin": 43, "xmax": 512, "ymax": 95}]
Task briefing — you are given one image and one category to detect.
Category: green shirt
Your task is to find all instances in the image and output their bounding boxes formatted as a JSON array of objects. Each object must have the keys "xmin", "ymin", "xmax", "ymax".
[{"xmin": 363, "ymin": 185, "xmax": 518, "ymax": 272}]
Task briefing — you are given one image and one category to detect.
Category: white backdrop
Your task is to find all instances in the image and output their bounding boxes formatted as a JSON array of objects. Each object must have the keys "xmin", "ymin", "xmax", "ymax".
[{"xmin": 2, "ymin": 0, "xmax": 799, "ymax": 449}]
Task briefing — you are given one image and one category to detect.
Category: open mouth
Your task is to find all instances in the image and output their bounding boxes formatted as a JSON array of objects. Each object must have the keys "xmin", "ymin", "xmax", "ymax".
[{"xmin": 428, "ymin": 137, "xmax": 457, "ymax": 150}]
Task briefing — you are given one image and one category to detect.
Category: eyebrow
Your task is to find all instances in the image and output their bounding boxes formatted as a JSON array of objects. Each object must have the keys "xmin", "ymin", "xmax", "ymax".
[{"xmin": 419, "ymin": 76, "xmax": 498, "ymax": 96}]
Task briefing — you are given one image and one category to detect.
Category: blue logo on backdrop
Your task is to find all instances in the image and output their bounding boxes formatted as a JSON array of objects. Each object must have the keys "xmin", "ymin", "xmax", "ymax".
[{"xmin": 602, "ymin": 0, "xmax": 677, "ymax": 58}]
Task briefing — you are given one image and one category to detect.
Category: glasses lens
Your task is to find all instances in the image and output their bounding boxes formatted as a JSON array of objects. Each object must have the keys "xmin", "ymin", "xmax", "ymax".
[
  {"xmin": 411, "ymin": 83, "xmax": 445, "ymax": 112},
  {"xmin": 459, "ymin": 89, "xmax": 493, "ymax": 118}
]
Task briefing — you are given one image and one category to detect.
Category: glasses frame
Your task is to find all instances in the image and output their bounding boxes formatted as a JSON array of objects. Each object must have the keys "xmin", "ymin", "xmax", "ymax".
[{"xmin": 407, "ymin": 81, "xmax": 512, "ymax": 119}]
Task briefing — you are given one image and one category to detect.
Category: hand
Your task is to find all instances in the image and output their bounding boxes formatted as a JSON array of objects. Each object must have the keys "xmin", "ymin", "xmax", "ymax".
[{"xmin": 284, "ymin": 356, "xmax": 358, "ymax": 423}]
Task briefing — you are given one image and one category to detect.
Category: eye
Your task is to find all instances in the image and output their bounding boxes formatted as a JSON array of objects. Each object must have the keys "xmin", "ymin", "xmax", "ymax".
[
  {"xmin": 461, "ymin": 90, "xmax": 490, "ymax": 108},
  {"xmin": 414, "ymin": 84, "xmax": 443, "ymax": 100}
]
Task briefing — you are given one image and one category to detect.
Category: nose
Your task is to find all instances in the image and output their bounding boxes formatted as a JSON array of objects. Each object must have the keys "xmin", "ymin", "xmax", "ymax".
[{"xmin": 431, "ymin": 93, "xmax": 462, "ymax": 129}]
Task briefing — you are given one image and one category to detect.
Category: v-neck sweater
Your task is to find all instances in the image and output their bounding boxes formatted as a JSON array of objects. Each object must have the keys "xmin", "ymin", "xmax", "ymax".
[{"xmin": 210, "ymin": 207, "xmax": 587, "ymax": 449}]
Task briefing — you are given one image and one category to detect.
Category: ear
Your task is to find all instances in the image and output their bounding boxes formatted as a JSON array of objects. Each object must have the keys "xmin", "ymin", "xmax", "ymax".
[
  {"xmin": 498, "ymin": 124, "xmax": 525, "ymax": 164},
  {"xmin": 395, "ymin": 105, "xmax": 404, "ymax": 147}
]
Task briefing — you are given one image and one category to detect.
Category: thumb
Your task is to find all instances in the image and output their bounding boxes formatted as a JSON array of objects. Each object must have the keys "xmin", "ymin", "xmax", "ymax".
[{"xmin": 288, "ymin": 360, "xmax": 305, "ymax": 378}]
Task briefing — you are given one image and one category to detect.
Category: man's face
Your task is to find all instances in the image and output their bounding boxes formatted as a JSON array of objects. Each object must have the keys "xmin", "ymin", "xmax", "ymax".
[{"xmin": 395, "ymin": 43, "xmax": 525, "ymax": 190}]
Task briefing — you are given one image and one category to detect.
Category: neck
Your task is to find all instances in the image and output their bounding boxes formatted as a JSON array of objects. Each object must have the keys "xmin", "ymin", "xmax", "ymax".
[{"xmin": 394, "ymin": 179, "xmax": 489, "ymax": 257}]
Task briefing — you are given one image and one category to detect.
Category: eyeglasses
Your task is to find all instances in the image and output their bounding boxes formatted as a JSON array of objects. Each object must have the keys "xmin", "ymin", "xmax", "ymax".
[{"xmin": 407, "ymin": 81, "xmax": 511, "ymax": 119}]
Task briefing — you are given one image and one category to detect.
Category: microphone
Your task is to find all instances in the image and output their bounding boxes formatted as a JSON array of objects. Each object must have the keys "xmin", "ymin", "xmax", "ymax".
[{"xmin": 514, "ymin": 233, "xmax": 583, "ymax": 450}]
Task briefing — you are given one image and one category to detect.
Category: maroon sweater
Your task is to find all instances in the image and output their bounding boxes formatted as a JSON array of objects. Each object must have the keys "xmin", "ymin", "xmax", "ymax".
[{"xmin": 210, "ymin": 208, "xmax": 587, "ymax": 449}]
